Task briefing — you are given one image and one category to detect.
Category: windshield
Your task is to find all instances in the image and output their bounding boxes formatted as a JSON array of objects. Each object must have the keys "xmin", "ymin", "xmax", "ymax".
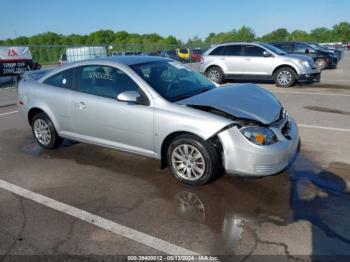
[
  {"xmin": 260, "ymin": 43, "xmax": 287, "ymax": 55},
  {"xmin": 131, "ymin": 61, "xmax": 216, "ymax": 102}
]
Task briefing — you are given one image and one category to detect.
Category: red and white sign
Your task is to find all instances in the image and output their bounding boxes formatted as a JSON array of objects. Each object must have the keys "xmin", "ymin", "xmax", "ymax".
[
  {"xmin": 8, "ymin": 48, "xmax": 18, "ymax": 57},
  {"xmin": 0, "ymin": 46, "xmax": 32, "ymax": 61}
]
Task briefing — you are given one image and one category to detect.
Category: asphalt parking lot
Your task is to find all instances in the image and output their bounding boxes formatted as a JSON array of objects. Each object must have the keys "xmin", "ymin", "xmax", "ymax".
[{"xmin": 0, "ymin": 52, "xmax": 350, "ymax": 260}]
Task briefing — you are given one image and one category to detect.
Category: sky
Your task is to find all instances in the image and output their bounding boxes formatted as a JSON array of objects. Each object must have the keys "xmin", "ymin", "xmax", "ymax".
[{"xmin": 0, "ymin": 0, "xmax": 349, "ymax": 41}]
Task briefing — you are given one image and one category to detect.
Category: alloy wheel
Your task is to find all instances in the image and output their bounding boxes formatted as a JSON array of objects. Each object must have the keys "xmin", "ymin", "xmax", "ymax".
[
  {"xmin": 315, "ymin": 59, "xmax": 326, "ymax": 70},
  {"xmin": 277, "ymin": 70, "xmax": 292, "ymax": 85},
  {"xmin": 171, "ymin": 144, "xmax": 205, "ymax": 181},
  {"xmin": 208, "ymin": 70, "xmax": 220, "ymax": 83},
  {"xmin": 33, "ymin": 119, "xmax": 51, "ymax": 146}
]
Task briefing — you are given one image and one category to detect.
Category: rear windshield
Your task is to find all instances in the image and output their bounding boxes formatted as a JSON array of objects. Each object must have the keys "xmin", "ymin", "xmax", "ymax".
[
  {"xmin": 260, "ymin": 43, "xmax": 287, "ymax": 55},
  {"xmin": 179, "ymin": 48, "xmax": 189, "ymax": 53},
  {"xmin": 27, "ymin": 69, "xmax": 52, "ymax": 80}
]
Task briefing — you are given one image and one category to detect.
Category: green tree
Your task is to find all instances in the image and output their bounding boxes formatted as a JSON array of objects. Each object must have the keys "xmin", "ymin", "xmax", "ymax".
[
  {"xmin": 332, "ymin": 22, "xmax": 350, "ymax": 41},
  {"xmin": 186, "ymin": 36, "xmax": 203, "ymax": 47},
  {"xmin": 261, "ymin": 28, "xmax": 289, "ymax": 42},
  {"xmin": 290, "ymin": 30, "xmax": 310, "ymax": 41},
  {"xmin": 237, "ymin": 26, "xmax": 255, "ymax": 41},
  {"xmin": 310, "ymin": 27, "xmax": 331, "ymax": 42},
  {"xmin": 85, "ymin": 30, "xmax": 115, "ymax": 45}
]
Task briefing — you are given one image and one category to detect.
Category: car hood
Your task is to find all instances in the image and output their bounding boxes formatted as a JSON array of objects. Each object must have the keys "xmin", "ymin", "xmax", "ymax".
[
  {"xmin": 288, "ymin": 54, "xmax": 314, "ymax": 63},
  {"xmin": 176, "ymin": 84, "xmax": 282, "ymax": 125}
]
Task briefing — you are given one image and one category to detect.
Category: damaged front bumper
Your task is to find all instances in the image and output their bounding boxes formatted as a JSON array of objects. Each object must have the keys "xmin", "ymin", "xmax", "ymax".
[{"xmin": 218, "ymin": 116, "xmax": 299, "ymax": 176}]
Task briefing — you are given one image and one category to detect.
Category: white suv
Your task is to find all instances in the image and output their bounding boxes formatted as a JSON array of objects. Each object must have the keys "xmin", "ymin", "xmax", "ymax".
[{"xmin": 200, "ymin": 42, "xmax": 320, "ymax": 87}]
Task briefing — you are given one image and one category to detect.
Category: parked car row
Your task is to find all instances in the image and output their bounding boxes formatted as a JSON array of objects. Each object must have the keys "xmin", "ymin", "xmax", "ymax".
[
  {"xmin": 112, "ymin": 48, "xmax": 207, "ymax": 63},
  {"xmin": 269, "ymin": 41, "xmax": 341, "ymax": 70},
  {"xmin": 200, "ymin": 42, "xmax": 321, "ymax": 87}
]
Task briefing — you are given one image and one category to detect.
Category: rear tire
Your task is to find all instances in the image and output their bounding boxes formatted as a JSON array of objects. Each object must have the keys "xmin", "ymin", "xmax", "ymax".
[
  {"xmin": 31, "ymin": 113, "xmax": 62, "ymax": 149},
  {"xmin": 315, "ymin": 58, "xmax": 327, "ymax": 70},
  {"xmin": 273, "ymin": 67, "xmax": 297, "ymax": 87},
  {"xmin": 167, "ymin": 134, "xmax": 219, "ymax": 186},
  {"xmin": 205, "ymin": 66, "xmax": 224, "ymax": 84}
]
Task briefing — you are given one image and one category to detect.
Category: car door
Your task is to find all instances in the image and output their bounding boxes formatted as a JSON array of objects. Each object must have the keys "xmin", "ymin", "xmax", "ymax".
[
  {"xmin": 221, "ymin": 44, "xmax": 244, "ymax": 75},
  {"xmin": 41, "ymin": 67, "xmax": 75, "ymax": 133},
  {"xmin": 294, "ymin": 43, "xmax": 316, "ymax": 59},
  {"xmin": 70, "ymin": 64, "xmax": 155, "ymax": 156},
  {"xmin": 274, "ymin": 43, "xmax": 294, "ymax": 54},
  {"xmin": 241, "ymin": 45, "xmax": 274, "ymax": 76}
]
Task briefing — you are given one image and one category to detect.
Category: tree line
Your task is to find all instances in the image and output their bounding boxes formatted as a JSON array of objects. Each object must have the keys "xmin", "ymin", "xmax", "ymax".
[
  {"xmin": 1, "ymin": 21, "xmax": 349, "ymax": 47},
  {"xmin": 0, "ymin": 22, "xmax": 349, "ymax": 64}
]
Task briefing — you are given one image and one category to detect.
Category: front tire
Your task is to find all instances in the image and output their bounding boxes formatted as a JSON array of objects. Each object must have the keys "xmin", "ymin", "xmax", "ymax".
[
  {"xmin": 167, "ymin": 134, "xmax": 219, "ymax": 186},
  {"xmin": 205, "ymin": 66, "xmax": 224, "ymax": 84},
  {"xmin": 31, "ymin": 113, "xmax": 62, "ymax": 149},
  {"xmin": 315, "ymin": 58, "xmax": 327, "ymax": 70},
  {"xmin": 273, "ymin": 67, "xmax": 297, "ymax": 87}
]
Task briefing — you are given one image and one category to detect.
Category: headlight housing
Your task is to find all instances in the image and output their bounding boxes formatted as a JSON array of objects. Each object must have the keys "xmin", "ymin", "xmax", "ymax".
[
  {"xmin": 240, "ymin": 126, "xmax": 278, "ymax": 146},
  {"xmin": 298, "ymin": 60, "xmax": 310, "ymax": 67}
]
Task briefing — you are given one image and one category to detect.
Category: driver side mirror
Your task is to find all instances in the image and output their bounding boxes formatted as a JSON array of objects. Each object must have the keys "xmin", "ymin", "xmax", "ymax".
[
  {"xmin": 263, "ymin": 51, "xmax": 273, "ymax": 57},
  {"xmin": 117, "ymin": 91, "xmax": 147, "ymax": 105},
  {"xmin": 305, "ymin": 48, "xmax": 310, "ymax": 54}
]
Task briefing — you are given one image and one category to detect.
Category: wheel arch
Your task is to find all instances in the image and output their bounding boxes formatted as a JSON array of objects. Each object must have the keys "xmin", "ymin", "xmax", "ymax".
[
  {"xmin": 204, "ymin": 64, "xmax": 225, "ymax": 75},
  {"xmin": 160, "ymin": 131, "xmax": 223, "ymax": 169},
  {"xmin": 272, "ymin": 64, "xmax": 298, "ymax": 78},
  {"xmin": 28, "ymin": 107, "xmax": 45, "ymax": 125},
  {"xmin": 27, "ymin": 106, "xmax": 60, "ymax": 132}
]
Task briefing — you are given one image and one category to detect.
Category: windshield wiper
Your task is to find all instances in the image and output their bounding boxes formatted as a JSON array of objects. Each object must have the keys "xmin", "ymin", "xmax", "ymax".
[
  {"xmin": 197, "ymin": 88, "xmax": 211, "ymax": 94},
  {"xmin": 172, "ymin": 94, "xmax": 194, "ymax": 102},
  {"xmin": 172, "ymin": 88, "xmax": 212, "ymax": 102}
]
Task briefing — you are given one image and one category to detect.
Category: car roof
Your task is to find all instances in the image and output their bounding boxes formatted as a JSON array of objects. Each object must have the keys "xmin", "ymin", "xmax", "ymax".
[
  {"xmin": 63, "ymin": 55, "xmax": 172, "ymax": 68},
  {"xmin": 214, "ymin": 42, "xmax": 259, "ymax": 46},
  {"xmin": 99, "ymin": 55, "xmax": 172, "ymax": 65},
  {"xmin": 40, "ymin": 56, "xmax": 173, "ymax": 81}
]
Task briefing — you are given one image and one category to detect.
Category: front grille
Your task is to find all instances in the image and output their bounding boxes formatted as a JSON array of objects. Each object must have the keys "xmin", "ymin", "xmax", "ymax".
[{"xmin": 255, "ymin": 160, "xmax": 288, "ymax": 174}]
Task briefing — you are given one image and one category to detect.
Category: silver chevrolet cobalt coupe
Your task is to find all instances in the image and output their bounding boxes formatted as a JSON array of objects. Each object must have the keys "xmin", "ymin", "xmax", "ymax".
[{"xmin": 18, "ymin": 56, "xmax": 299, "ymax": 185}]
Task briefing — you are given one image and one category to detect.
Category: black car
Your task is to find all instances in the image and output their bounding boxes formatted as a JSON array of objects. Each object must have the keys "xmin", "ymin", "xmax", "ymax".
[
  {"xmin": 269, "ymin": 41, "xmax": 338, "ymax": 70},
  {"xmin": 308, "ymin": 42, "xmax": 342, "ymax": 62}
]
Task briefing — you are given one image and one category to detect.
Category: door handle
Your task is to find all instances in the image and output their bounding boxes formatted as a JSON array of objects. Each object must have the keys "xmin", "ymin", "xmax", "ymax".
[
  {"xmin": 75, "ymin": 102, "xmax": 87, "ymax": 109},
  {"xmin": 245, "ymin": 58, "xmax": 251, "ymax": 61}
]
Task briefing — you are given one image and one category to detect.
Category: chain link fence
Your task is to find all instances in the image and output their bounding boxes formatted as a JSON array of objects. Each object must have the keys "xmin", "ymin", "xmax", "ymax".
[{"xmin": 0, "ymin": 44, "xmax": 210, "ymax": 88}]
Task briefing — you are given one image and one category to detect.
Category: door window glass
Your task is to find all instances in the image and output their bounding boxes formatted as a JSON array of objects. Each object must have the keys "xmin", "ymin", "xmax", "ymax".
[
  {"xmin": 244, "ymin": 45, "xmax": 265, "ymax": 57},
  {"xmin": 222, "ymin": 45, "xmax": 242, "ymax": 56},
  {"xmin": 278, "ymin": 44, "xmax": 294, "ymax": 52},
  {"xmin": 78, "ymin": 65, "xmax": 139, "ymax": 99},
  {"xmin": 295, "ymin": 43, "xmax": 309, "ymax": 53}
]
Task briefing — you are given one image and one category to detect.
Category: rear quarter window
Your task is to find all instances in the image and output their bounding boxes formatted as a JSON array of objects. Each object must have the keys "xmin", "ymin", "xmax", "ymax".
[
  {"xmin": 209, "ymin": 46, "xmax": 224, "ymax": 56},
  {"xmin": 43, "ymin": 68, "xmax": 74, "ymax": 89}
]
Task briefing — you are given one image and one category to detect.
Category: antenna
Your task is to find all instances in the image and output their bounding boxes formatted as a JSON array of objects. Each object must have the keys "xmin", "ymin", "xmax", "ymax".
[{"xmin": 14, "ymin": 30, "xmax": 18, "ymax": 45}]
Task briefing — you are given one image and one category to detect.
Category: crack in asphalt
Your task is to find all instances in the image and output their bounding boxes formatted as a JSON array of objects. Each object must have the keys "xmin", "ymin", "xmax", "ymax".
[
  {"xmin": 0, "ymin": 197, "xmax": 26, "ymax": 262},
  {"xmin": 242, "ymin": 224, "xmax": 310, "ymax": 262}
]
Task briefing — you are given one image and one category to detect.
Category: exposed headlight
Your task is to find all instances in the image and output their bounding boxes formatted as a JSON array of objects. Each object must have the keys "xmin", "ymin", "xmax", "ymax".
[
  {"xmin": 298, "ymin": 60, "xmax": 310, "ymax": 67},
  {"xmin": 240, "ymin": 126, "xmax": 278, "ymax": 146}
]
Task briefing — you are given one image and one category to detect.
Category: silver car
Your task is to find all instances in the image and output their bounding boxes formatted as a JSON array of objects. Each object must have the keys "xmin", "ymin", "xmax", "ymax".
[
  {"xmin": 18, "ymin": 56, "xmax": 299, "ymax": 186},
  {"xmin": 200, "ymin": 42, "xmax": 320, "ymax": 87}
]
